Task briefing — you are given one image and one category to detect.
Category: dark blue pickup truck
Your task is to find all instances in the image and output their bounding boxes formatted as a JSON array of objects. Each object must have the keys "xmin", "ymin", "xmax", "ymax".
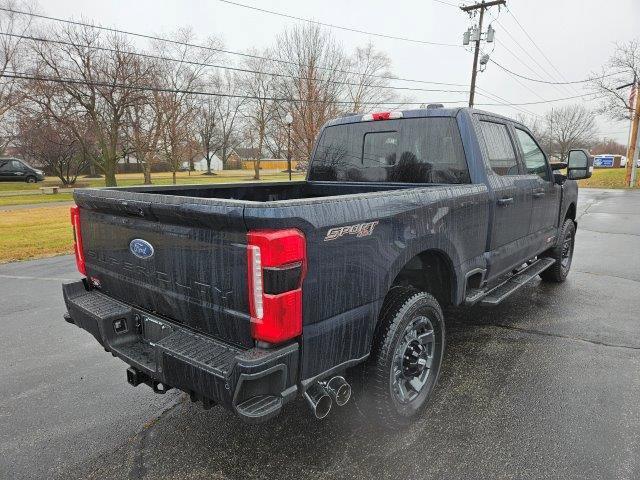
[{"xmin": 62, "ymin": 107, "xmax": 593, "ymax": 426}]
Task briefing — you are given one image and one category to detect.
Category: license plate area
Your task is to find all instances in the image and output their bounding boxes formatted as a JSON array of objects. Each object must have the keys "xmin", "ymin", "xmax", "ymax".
[{"xmin": 140, "ymin": 314, "xmax": 176, "ymax": 344}]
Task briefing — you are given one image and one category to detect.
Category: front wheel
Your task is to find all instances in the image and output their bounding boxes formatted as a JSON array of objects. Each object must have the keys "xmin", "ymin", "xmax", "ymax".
[
  {"xmin": 540, "ymin": 219, "xmax": 576, "ymax": 283},
  {"xmin": 25, "ymin": 176, "xmax": 37, "ymax": 184},
  {"xmin": 360, "ymin": 287, "xmax": 445, "ymax": 428}
]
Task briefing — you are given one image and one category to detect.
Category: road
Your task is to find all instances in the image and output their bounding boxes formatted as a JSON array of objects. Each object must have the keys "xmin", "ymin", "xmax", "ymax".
[{"xmin": 1, "ymin": 188, "xmax": 639, "ymax": 480}]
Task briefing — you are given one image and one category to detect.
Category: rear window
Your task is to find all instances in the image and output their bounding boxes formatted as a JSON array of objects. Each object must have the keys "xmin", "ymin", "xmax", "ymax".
[{"xmin": 309, "ymin": 117, "xmax": 470, "ymax": 184}]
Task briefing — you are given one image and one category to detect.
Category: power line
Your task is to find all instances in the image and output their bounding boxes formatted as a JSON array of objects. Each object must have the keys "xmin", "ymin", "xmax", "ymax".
[
  {"xmin": 216, "ymin": 0, "xmax": 461, "ymax": 47},
  {"xmin": 479, "ymin": 91, "xmax": 603, "ymax": 106},
  {"xmin": 505, "ymin": 6, "xmax": 578, "ymax": 94},
  {"xmin": 2, "ymin": 71, "xmax": 598, "ymax": 108},
  {"xmin": 432, "ymin": 0, "xmax": 459, "ymax": 6},
  {"xmin": 0, "ymin": 7, "xmax": 605, "ymax": 110},
  {"xmin": 0, "ymin": 6, "xmax": 470, "ymax": 88},
  {"xmin": 489, "ymin": 58, "xmax": 619, "ymax": 85},
  {"xmin": 0, "ymin": 31, "xmax": 470, "ymax": 95},
  {"xmin": 1, "ymin": 71, "xmax": 471, "ymax": 106},
  {"xmin": 492, "ymin": 19, "xmax": 573, "ymax": 97},
  {"xmin": 475, "ymin": 87, "xmax": 540, "ymax": 117}
]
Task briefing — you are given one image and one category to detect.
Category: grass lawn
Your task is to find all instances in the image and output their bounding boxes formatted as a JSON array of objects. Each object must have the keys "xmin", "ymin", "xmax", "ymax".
[
  {"xmin": 0, "ymin": 170, "xmax": 303, "ymax": 192},
  {"xmin": 0, "ymin": 205, "xmax": 73, "ymax": 263},
  {"xmin": 1, "ymin": 171, "xmax": 305, "ymax": 263},
  {"xmin": 0, "ymin": 170, "xmax": 305, "ymax": 206},
  {"xmin": 0, "ymin": 193, "xmax": 74, "ymax": 206},
  {"xmin": 578, "ymin": 168, "xmax": 628, "ymax": 189}
]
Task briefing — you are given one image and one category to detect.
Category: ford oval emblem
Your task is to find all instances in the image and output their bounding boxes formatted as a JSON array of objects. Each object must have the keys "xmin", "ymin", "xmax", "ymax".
[{"xmin": 129, "ymin": 239, "xmax": 154, "ymax": 259}]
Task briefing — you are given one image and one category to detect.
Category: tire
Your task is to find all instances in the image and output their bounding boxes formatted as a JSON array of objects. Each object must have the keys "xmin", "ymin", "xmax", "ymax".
[
  {"xmin": 360, "ymin": 287, "xmax": 445, "ymax": 428},
  {"xmin": 540, "ymin": 219, "xmax": 576, "ymax": 283},
  {"xmin": 25, "ymin": 176, "xmax": 37, "ymax": 184}
]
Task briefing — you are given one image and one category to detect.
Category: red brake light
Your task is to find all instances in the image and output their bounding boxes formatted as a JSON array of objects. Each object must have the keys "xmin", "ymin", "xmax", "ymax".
[
  {"xmin": 362, "ymin": 111, "xmax": 403, "ymax": 121},
  {"xmin": 247, "ymin": 229, "xmax": 306, "ymax": 344},
  {"xmin": 70, "ymin": 205, "xmax": 86, "ymax": 276},
  {"xmin": 372, "ymin": 112, "xmax": 391, "ymax": 120}
]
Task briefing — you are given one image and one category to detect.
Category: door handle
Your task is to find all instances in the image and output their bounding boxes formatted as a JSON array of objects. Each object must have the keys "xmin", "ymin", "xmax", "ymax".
[
  {"xmin": 533, "ymin": 191, "xmax": 545, "ymax": 198},
  {"xmin": 497, "ymin": 197, "xmax": 514, "ymax": 206}
]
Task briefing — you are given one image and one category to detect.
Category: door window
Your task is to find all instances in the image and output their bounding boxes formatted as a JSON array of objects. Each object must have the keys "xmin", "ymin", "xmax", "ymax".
[
  {"xmin": 479, "ymin": 121, "xmax": 519, "ymax": 176},
  {"xmin": 515, "ymin": 128, "xmax": 549, "ymax": 181}
]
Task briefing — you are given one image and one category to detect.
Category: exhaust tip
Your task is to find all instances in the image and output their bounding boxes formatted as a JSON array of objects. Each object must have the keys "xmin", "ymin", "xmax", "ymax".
[
  {"xmin": 304, "ymin": 383, "xmax": 333, "ymax": 419},
  {"xmin": 314, "ymin": 393, "xmax": 332, "ymax": 419},
  {"xmin": 326, "ymin": 376, "xmax": 351, "ymax": 407}
]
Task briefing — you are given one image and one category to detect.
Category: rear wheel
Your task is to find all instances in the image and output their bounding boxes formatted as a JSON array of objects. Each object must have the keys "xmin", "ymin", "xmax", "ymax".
[
  {"xmin": 360, "ymin": 287, "xmax": 445, "ymax": 428},
  {"xmin": 540, "ymin": 219, "xmax": 576, "ymax": 283}
]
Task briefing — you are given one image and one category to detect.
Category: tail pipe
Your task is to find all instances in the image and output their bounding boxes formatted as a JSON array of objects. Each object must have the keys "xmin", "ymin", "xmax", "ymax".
[
  {"xmin": 304, "ymin": 382, "xmax": 332, "ymax": 419},
  {"xmin": 323, "ymin": 376, "xmax": 351, "ymax": 407}
]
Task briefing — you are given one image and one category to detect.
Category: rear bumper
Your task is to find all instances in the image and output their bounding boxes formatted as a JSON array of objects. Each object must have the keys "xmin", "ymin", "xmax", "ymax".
[{"xmin": 62, "ymin": 281, "xmax": 298, "ymax": 423}]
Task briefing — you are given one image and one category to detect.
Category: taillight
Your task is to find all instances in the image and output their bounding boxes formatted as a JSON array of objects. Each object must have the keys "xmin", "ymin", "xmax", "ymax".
[
  {"xmin": 70, "ymin": 205, "xmax": 86, "ymax": 276},
  {"xmin": 247, "ymin": 229, "xmax": 306, "ymax": 344}
]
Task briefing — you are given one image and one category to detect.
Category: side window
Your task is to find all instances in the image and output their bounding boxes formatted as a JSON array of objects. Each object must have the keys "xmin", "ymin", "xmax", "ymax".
[
  {"xmin": 0, "ymin": 161, "xmax": 10, "ymax": 171},
  {"xmin": 11, "ymin": 160, "xmax": 25, "ymax": 171},
  {"xmin": 479, "ymin": 121, "xmax": 519, "ymax": 176},
  {"xmin": 514, "ymin": 128, "xmax": 549, "ymax": 181}
]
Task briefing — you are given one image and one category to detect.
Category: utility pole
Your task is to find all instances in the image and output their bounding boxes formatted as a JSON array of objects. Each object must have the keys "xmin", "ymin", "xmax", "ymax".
[
  {"xmin": 461, "ymin": 0, "xmax": 505, "ymax": 107},
  {"xmin": 619, "ymin": 77, "xmax": 640, "ymax": 187}
]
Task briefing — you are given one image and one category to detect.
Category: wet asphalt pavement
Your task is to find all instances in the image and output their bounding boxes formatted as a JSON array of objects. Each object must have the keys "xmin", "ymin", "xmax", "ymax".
[{"xmin": 1, "ymin": 188, "xmax": 639, "ymax": 480}]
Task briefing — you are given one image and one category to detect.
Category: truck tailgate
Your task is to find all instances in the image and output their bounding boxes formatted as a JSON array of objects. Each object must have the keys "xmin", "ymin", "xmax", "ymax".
[{"xmin": 74, "ymin": 189, "xmax": 252, "ymax": 348}]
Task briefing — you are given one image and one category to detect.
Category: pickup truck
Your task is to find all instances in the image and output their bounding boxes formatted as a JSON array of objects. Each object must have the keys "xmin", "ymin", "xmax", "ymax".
[{"xmin": 62, "ymin": 107, "xmax": 593, "ymax": 427}]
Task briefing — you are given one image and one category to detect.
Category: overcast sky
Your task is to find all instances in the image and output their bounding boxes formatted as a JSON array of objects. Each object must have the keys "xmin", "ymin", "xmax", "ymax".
[{"xmin": 44, "ymin": 0, "xmax": 640, "ymax": 143}]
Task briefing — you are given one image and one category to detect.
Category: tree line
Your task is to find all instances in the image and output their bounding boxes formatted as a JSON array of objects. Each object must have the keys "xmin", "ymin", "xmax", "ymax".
[
  {"xmin": 1, "ymin": 1, "xmax": 638, "ymax": 186},
  {"xmin": 0, "ymin": 1, "xmax": 399, "ymax": 186}
]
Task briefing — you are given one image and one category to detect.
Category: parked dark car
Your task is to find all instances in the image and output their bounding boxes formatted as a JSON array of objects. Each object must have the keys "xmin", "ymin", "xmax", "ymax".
[
  {"xmin": 0, "ymin": 158, "xmax": 45, "ymax": 183},
  {"xmin": 61, "ymin": 107, "xmax": 593, "ymax": 427}
]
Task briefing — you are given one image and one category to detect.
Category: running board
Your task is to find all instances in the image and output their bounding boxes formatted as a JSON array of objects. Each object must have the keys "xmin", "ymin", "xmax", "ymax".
[{"xmin": 465, "ymin": 258, "xmax": 556, "ymax": 306}]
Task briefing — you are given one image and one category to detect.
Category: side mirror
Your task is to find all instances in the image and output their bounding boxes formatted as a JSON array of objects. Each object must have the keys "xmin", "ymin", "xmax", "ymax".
[{"xmin": 567, "ymin": 149, "xmax": 593, "ymax": 180}]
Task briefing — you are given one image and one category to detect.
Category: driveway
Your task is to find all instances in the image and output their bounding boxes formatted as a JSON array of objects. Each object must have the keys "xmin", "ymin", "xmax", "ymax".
[{"xmin": 1, "ymin": 188, "xmax": 639, "ymax": 480}]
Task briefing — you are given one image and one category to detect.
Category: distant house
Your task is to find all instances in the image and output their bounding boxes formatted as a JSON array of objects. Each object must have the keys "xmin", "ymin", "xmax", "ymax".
[
  {"xmin": 230, "ymin": 147, "xmax": 262, "ymax": 161},
  {"xmin": 226, "ymin": 147, "xmax": 297, "ymax": 171},
  {"xmin": 181, "ymin": 155, "xmax": 223, "ymax": 172}
]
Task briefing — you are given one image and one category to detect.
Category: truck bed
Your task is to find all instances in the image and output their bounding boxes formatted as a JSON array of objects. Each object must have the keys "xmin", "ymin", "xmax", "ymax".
[{"xmin": 118, "ymin": 180, "xmax": 411, "ymax": 202}]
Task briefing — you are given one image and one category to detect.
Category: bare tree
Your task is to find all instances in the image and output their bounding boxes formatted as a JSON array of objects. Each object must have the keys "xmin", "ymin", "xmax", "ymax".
[
  {"xmin": 30, "ymin": 24, "xmax": 150, "ymax": 186},
  {"xmin": 273, "ymin": 24, "xmax": 348, "ymax": 162},
  {"xmin": 126, "ymin": 58, "xmax": 164, "ymax": 184},
  {"xmin": 154, "ymin": 29, "xmax": 219, "ymax": 183},
  {"xmin": 15, "ymin": 105, "xmax": 87, "ymax": 185},
  {"xmin": 195, "ymin": 75, "xmax": 220, "ymax": 175},
  {"xmin": 544, "ymin": 104, "xmax": 597, "ymax": 160},
  {"xmin": 590, "ymin": 40, "xmax": 640, "ymax": 121},
  {"xmin": 345, "ymin": 42, "xmax": 394, "ymax": 112},
  {"xmin": 211, "ymin": 70, "xmax": 246, "ymax": 168},
  {"xmin": 0, "ymin": 1, "xmax": 37, "ymax": 153},
  {"xmin": 242, "ymin": 51, "xmax": 277, "ymax": 179}
]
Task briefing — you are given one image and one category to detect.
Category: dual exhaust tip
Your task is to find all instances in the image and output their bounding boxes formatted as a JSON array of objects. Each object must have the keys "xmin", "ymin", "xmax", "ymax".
[{"xmin": 304, "ymin": 376, "xmax": 351, "ymax": 419}]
